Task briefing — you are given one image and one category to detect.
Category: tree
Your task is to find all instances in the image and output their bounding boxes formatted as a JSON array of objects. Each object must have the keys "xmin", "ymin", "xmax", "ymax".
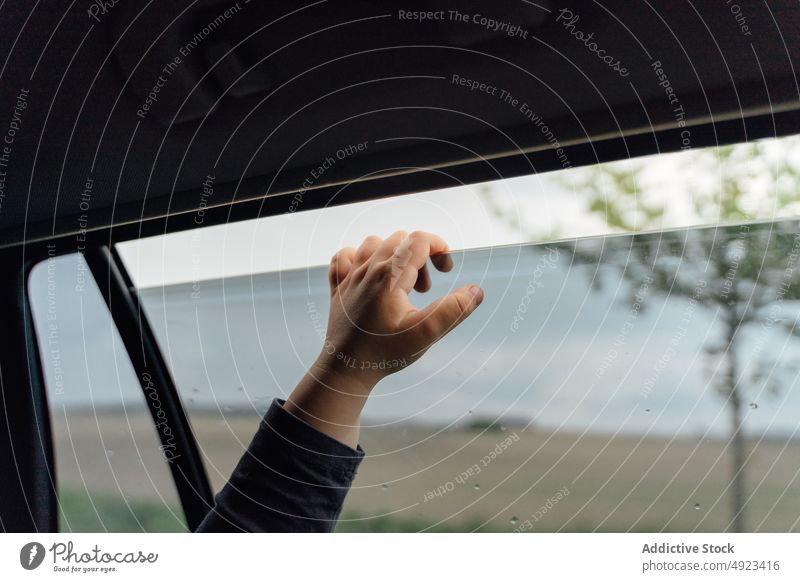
[{"xmin": 484, "ymin": 137, "xmax": 800, "ymax": 532}]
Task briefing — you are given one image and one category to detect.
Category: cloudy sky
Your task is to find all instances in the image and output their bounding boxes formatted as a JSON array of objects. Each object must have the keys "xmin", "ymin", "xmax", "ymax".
[
  {"xmin": 116, "ymin": 146, "xmax": 714, "ymax": 287},
  {"xmin": 116, "ymin": 133, "xmax": 800, "ymax": 288}
]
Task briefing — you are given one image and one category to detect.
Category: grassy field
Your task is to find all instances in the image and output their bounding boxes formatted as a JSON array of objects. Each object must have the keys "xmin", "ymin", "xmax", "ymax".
[{"xmin": 53, "ymin": 411, "xmax": 800, "ymax": 532}]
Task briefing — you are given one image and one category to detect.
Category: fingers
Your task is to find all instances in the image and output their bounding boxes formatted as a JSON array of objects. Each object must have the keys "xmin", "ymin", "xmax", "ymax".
[
  {"xmin": 389, "ymin": 231, "xmax": 450, "ymax": 293},
  {"xmin": 431, "ymin": 252, "xmax": 453, "ymax": 273},
  {"xmin": 378, "ymin": 230, "xmax": 437, "ymax": 292},
  {"xmin": 403, "ymin": 284, "xmax": 484, "ymax": 341},
  {"xmin": 414, "ymin": 263, "xmax": 432, "ymax": 292},
  {"xmin": 354, "ymin": 235, "xmax": 383, "ymax": 265},
  {"xmin": 338, "ymin": 231, "xmax": 453, "ymax": 294},
  {"xmin": 328, "ymin": 247, "xmax": 356, "ymax": 290},
  {"xmin": 375, "ymin": 230, "xmax": 408, "ymax": 260}
]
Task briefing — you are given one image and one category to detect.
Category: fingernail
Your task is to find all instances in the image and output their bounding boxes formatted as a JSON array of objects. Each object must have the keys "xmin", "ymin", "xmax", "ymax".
[{"xmin": 469, "ymin": 285, "xmax": 484, "ymax": 302}]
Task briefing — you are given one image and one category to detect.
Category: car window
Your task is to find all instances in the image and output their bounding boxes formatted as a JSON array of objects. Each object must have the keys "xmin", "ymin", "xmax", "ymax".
[
  {"xmin": 28, "ymin": 253, "xmax": 186, "ymax": 532},
  {"xmin": 116, "ymin": 133, "xmax": 800, "ymax": 288},
  {"xmin": 125, "ymin": 218, "xmax": 800, "ymax": 532},
  {"xmin": 116, "ymin": 135, "xmax": 800, "ymax": 532}
]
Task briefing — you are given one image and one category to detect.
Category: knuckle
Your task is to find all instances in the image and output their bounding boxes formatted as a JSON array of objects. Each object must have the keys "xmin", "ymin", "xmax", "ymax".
[
  {"xmin": 362, "ymin": 235, "xmax": 381, "ymax": 246},
  {"xmin": 394, "ymin": 244, "xmax": 412, "ymax": 262},
  {"xmin": 370, "ymin": 259, "xmax": 392, "ymax": 280},
  {"xmin": 352, "ymin": 262, "xmax": 369, "ymax": 278}
]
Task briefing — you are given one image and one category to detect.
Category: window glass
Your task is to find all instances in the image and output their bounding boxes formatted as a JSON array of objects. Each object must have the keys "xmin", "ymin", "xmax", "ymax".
[
  {"xmin": 118, "ymin": 135, "xmax": 800, "ymax": 532},
  {"xmin": 132, "ymin": 219, "xmax": 800, "ymax": 532},
  {"xmin": 28, "ymin": 253, "xmax": 186, "ymax": 532}
]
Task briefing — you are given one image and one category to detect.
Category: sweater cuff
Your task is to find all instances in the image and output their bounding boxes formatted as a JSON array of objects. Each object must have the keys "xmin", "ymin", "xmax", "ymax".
[
  {"xmin": 195, "ymin": 398, "xmax": 365, "ymax": 532},
  {"xmin": 262, "ymin": 398, "xmax": 365, "ymax": 480}
]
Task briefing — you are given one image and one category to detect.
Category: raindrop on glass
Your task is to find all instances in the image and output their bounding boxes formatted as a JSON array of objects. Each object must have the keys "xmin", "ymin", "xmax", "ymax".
[
  {"xmin": 749, "ymin": 402, "xmax": 758, "ymax": 409},
  {"xmin": 510, "ymin": 516, "xmax": 519, "ymax": 525},
  {"xmin": 694, "ymin": 503, "xmax": 701, "ymax": 510},
  {"xmin": 468, "ymin": 410, "xmax": 473, "ymax": 415},
  {"xmin": 381, "ymin": 484, "xmax": 388, "ymax": 491},
  {"xmin": 644, "ymin": 408, "xmax": 651, "ymax": 414},
  {"xmin": 473, "ymin": 484, "xmax": 480, "ymax": 491}
]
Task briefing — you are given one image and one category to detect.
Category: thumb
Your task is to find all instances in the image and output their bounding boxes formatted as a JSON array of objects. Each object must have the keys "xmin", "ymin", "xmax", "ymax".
[{"xmin": 404, "ymin": 284, "xmax": 484, "ymax": 341}]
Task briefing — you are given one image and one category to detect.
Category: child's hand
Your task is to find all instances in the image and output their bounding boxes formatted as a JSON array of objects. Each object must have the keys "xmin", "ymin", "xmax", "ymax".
[
  {"xmin": 284, "ymin": 231, "xmax": 483, "ymax": 448},
  {"xmin": 318, "ymin": 230, "xmax": 484, "ymax": 393}
]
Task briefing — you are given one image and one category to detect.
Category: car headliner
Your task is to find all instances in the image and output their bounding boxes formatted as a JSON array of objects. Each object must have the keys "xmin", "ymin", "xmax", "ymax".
[{"xmin": 0, "ymin": 0, "xmax": 798, "ymax": 248}]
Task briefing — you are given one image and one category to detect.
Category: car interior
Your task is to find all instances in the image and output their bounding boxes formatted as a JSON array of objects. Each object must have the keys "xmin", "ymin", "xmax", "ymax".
[{"xmin": 1, "ymin": 0, "xmax": 799, "ymax": 532}]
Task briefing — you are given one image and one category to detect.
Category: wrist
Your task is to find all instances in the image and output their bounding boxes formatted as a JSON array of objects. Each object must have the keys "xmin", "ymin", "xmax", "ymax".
[{"xmin": 311, "ymin": 351, "xmax": 383, "ymax": 396}]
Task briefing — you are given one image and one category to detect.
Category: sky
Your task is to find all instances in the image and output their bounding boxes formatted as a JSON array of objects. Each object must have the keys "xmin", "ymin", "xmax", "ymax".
[
  {"xmin": 114, "ymin": 149, "xmax": 694, "ymax": 287},
  {"xmin": 116, "ymin": 133, "xmax": 800, "ymax": 288}
]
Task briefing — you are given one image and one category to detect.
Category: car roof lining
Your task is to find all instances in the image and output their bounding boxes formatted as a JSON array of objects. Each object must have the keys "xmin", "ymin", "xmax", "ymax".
[{"xmin": 0, "ymin": 0, "xmax": 798, "ymax": 250}]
